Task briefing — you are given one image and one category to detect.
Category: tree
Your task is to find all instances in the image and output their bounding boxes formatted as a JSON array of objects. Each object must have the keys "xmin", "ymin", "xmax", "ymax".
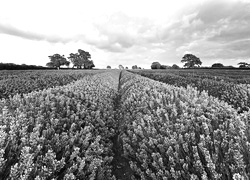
[
  {"xmin": 132, "ymin": 65, "xmax": 138, "ymax": 69},
  {"xmin": 226, "ymin": 65, "xmax": 235, "ymax": 69},
  {"xmin": 119, "ymin": 65, "xmax": 124, "ymax": 70},
  {"xmin": 78, "ymin": 49, "xmax": 93, "ymax": 69},
  {"xmin": 172, "ymin": 64, "xmax": 180, "ymax": 69},
  {"xmin": 46, "ymin": 54, "xmax": 70, "ymax": 70},
  {"xmin": 181, "ymin": 54, "xmax": 202, "ymax": 68},
  {"xmin": 125, "ymin": 67, "xmax": 128, "ymax": 69},
  {"xmin": 160, "ymin": 65, "xmax": 171, "ymax": 69},
  {"xmin": 84, "ymin": 60, "xmax": 95, "ymax": 69},
  {"xmin": 68, "ymin": 53, "xmax": 81, "ymax": 68},
  {"xmin": 238, "ymin": 62, "xmax": 249, "ymax": 68},
  {"xmin": 68, "ymin": 49, "xmax": 95, "ymax": 69},
  {"xmin": 107, "ymin": 65, "xmax": 111, "ymax": 69},
  {"xmin": 151, "ymin": 62, "xmax": 161, "ymax": 69},
  {"xmin": 212, "ymin": 63, "xmax": 224, "ymax": 68}
]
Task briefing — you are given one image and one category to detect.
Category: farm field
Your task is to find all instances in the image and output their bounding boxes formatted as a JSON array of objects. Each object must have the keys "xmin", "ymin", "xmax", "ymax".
[
  {"xmin": 131, "ymin": 69, "xmax": 250, "ymax": 113},
  {"xmin": 0, "ymin": 69, "xmax": 250, "ymax": 179},
  {"xmin": 131, "ymin": 69, "xmax": 250, "ymax": 84},
  {"xmin": 0, "ymin": 70, "xmax": 105, "ymax": 100}
]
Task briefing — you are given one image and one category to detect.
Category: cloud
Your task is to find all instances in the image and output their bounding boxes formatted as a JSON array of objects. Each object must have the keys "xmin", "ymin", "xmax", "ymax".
[
  {"xmin": 89, "ymin": 0, "xmax": 250, "ymax": 67},
  {"xmin": 0, "ymin": 12, "xmax": 157, "ymax": 55},
  {"xmin": 1, "ymin": 0, "xmax": 249, "ymax": 68},
  {"xmin": 207, "ymin": 19, "xmax": 250, "ymax": 43},
  {"xmin": 0, "ymin": 22, "xmax": 71, "ymax": 43},
  {"xmin": 85, "ymin": 12, "xmax": 153, "ymax": 52},
  {"xmin": 157, "ymin": 0, "xmax": 250, "ymax": 66},
  {"xmin": 196, "ymin": 0, "xmax": 250, "ymax": 24}
]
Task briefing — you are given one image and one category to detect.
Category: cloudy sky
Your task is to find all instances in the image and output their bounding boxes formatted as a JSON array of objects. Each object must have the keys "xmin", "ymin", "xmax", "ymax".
[{"xmin": 0, "ymin": 0, "xmax": 250, "ymax": 68}]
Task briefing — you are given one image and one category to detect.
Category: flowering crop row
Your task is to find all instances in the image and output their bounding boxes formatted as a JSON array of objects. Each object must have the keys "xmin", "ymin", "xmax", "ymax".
[
  {"xmin": 132, "ymin": 69, "xmax": 250, "ymax": 84},
  {"xmin": 0, "ymin": 71, "xmax": 119, "ymax": 180},
  {"xmin": 0, "ymin": 70, "xmax": 102, "ymax": 100},
  {"xmin": 134, "ymin": 71, "xmax": 250, "ymax": 112},
  {"xmin": 119, "ymin": 71, "xmax": 250, "ymax": 179},
  {"xmin": 1, "ymin": 70, "xmax": 249, "ymax": 179},
  {"xmin": 175, "ymin": 72, "xmax": 250, "ymax": 84}
]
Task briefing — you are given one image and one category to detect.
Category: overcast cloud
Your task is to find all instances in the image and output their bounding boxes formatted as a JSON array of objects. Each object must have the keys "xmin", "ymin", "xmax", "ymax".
[{"xmin": 0, "ymin": 0, "xmax": 249, "ymax": 68}]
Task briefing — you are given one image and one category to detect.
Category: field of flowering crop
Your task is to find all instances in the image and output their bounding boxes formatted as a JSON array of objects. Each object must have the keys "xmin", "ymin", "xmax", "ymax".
[
  {"xmin": 133, "ymin": 69, "xmax": 250, "ymax": 113},
  {"xmin": 0, "ymin": 70, "xmax": 105, "ymax": 100},
  {"xmin": 0, "ymin": 69, "xmax": 250, "ymax": 179}
]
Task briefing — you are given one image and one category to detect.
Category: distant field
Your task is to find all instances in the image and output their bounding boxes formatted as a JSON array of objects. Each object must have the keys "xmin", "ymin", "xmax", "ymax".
[
  {"xmin": 130, "ymin": 69, "xmax": 250, "ymax": 112},
  {"xmin": 131, "ymin": 68, "xmax": 250, "ymax": 82},
  {"xmin": 0, "ymin": 69, "xmax": 104, "ymax": 99},
  {"xmin": 0, "ymin": 69, "xmax": 250, "ymax": 179}
]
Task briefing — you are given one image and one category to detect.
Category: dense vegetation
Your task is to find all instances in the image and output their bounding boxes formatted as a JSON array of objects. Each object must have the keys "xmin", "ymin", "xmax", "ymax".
[
  {"xmin": 119, "ymin": 71, "xmax": 250, "ymax": 179},
  {"xmin": 132, "ymin": 70, "xmax": 250, "ymax": 112},
  {"xmin": 0, "ymin": 70, "xmax": 103, "ymax": 100},
  {"xmin": 132, "ymin": 69, "xmax": 250, "ymax": 84},
  {"xmin": 0, "ymin": 71, "xmax": 119, "ymax": 179},
  {"xmin": 0, "ymin": 69, "xmax": 249, "ymax": 179}
]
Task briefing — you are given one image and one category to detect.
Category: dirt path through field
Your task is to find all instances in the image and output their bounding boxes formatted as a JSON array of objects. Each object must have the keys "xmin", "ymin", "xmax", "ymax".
[{"xmin": 111, "ymin": 71, "xmax": 134, "ymax": 180}]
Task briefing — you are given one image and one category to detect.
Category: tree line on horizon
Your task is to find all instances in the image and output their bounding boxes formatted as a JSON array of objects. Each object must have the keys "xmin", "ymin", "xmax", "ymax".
[
  {"xmin": 150, "ymin": 54, "xmax": 250, "ymax": 69},
  {"xmin": 0, "ymin": 53, "xmax": 249, "ymax": 70},
  {"xmin": 46, "ymin": 49, "xmax": 95, "ymax": 70},
  {"xmin": 106, "ymin": 54, "xmax": 249, "ymax": 70},
  {"xmin": 0, "ymin": 63, "xmax": 50, "ymax": 70}
]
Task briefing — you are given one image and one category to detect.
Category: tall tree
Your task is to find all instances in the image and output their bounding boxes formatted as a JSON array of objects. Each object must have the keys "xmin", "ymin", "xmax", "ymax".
[
  {"xmin": 238, "ymin": 62, "xmax": 249, "ymax": 68},
  {"xmin": 46, "ymin": 54, "xmax": 70, "ymax": 70},
  {"xmin": 151, "ymin": 62, "xmax": 161, "ymax": 69},
  {"xmin": 181, "ymin": 54, "xmax": 202, "ymax": 68},
  {"xmin": 132, "ymin": 65, "xmax": 138, "ymax": 69},
  {"xmin": 68, "ymin": 53, "xmax": 82, "ymax": 69},
  {"xmin": 68, "ymin": 49, "xmax": 94, "ymax": 69},
  {"xmin": 84, "ymin": 60, "xmax": 95, "ymax": 69}
]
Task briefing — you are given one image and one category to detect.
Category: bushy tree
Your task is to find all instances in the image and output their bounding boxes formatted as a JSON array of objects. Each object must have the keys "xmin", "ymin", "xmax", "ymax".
[
  {"xmin": 132, "ymin": 65, "xmax": 138, "ymax": 69},
  {"xmin": 107, "ymin": 65, "xmax": 111, "ymax": 69},
  {"xmin": 68, "ymin": 53, "xmax": 79, "ymax": 69},
  {"xmin": 68, "ymin": 53, "xmax": 81, "ymax": 68},
  {"xmin": 238, "ymin": 62, "xmax": 249, "ymax": 68},
  {"xmin": 151, "ymin": 62, "xmax": 161, "ymax": 69},
  {"xmin": 160, "ymin": 65, "xmax": 171, "ymax": 69},
  {"xmin": 78, "ymin": 49, "xmax": 94, "ymax": 69},
  {"xmin": 181, "ymin": 54, "xmax": 202, "ymax": 68},
  {"xmin": 172, "ymin": 64, "xmax": 180, "ymax": 69},
  {"xmin": 68, "ymin": 49, "xmax": 95, "ymax": 69},
  {"xmin": 85, "ymin": 60, "xmax": 95, "ymax": 69},
  {"xmin": 212, "ymin": 63, "xmax": 224, "ymax": 68},
  {"xmin": 46, "ymin": 54, "xmax": 70, "ymax": 70}
]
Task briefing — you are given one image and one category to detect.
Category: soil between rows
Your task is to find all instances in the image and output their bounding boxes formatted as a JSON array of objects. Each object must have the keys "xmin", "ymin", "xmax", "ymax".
[{"xmin": 110, "ymin": 71, "xmax": 133, "ymax": 180}]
